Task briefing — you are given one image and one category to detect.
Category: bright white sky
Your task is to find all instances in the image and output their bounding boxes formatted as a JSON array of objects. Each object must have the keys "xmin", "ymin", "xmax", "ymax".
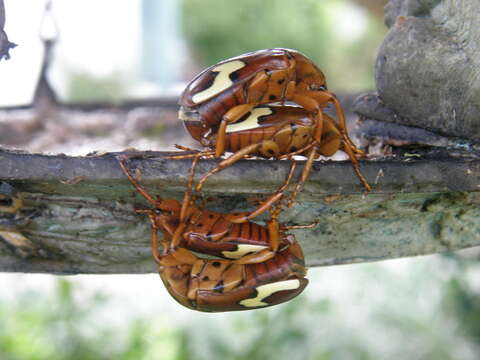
[
  {"xmin": 0, "ymin": 0, "xmax": 141, "ymax": 105},
  {"xmin": 0, "ymin": 0, "xmax": 368, "ymax": 106}
]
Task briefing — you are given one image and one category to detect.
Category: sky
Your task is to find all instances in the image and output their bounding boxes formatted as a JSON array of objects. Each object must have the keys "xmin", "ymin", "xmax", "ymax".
[{"xmin": 0, "ymin": 0, "xmax": 141, "ymax": 105}]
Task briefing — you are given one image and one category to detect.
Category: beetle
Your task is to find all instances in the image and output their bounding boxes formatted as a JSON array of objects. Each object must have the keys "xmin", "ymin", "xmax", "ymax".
[
  {"xmin": 188, "ymin": 105, "xmax": 371, "ymax": 203},
  {"xmin": 118, "ymin": 155, "xmax": 310, "ymax": 311},
  {"xmin": 118, "ymin": 155, "xmax": 304, "ymax": 263},
  {"xmin": 175, "ymin": 48, "xmax": 370, "ymax": 200},
  {"xmin": 154, "ymin": 229, "xmax": 308, "ymax": 312}
]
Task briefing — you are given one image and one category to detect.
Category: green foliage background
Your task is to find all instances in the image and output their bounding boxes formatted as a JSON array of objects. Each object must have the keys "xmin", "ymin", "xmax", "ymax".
[
  {"xmin": 1, "ymin": 255, "xmax": 480, "ymax": 360},
  {"xmin": 181, "ymin": 0, "xmax": 385, "ymax": 91}
]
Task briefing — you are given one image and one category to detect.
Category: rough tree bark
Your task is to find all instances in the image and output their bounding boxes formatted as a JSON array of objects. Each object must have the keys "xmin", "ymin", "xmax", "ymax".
[
  {"xmin": 2, "ymin": 0, "xmax": 480, "ymax": 275},
  {"xmin": 354, "ymin": 0, "xmax": 480, "ymax": 141},
  {"xmin": 1, "ymin": 148, "xmax": 480, "ymax": 274}
]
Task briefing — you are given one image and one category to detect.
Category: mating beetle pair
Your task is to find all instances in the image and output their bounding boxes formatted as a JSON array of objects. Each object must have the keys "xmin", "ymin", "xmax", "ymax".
[
  {"xmin": 175, "ymin": 47, "xmax": 371, "ymax": 205},
  {"xmin": 120, "ymin": 48, "xmax": 370, "ymax": 312},
  {"xmin": 119, "ymin": 156, "xmax": 309, "ymax": 312}
]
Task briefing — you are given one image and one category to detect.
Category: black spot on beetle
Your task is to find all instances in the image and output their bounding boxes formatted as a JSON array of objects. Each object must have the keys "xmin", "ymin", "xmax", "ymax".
[
  {"xmin": 290, "ymin": 146, "xmax": 298, "ymax": 152},
  {"xmin": 197, "ymin": 223, "xmax": 203, "ymax": 227},
  {"xmin": 267, "ymin": 149, "xmax": 275, "ymax": 155},
  {"xmin": 237, "ymin": 111, "xmax": 252, "ymax": 124},
  {"xmin": 212, "ymin": 261, "xmax": 221, "ymax": 268},
  {"xmin": 214, "ymin": 280, "xmax": 224, "ymax": 292},
  {"xmin": 195, "ymin": 73, "xmax": 216, "ymax": 93},
  {"xmin": 202, "ymin": 276, "xmax": 210, "ymax": 281},
  {"xmin": 269, "ymin": 95, "xmax": 277, "ymax": 101},
  {"xmin": 277, "ymin": 79, "xmax": 285, "ymax": 85},
  {"xmin": 229, "ymin": 70, "xmax": 241, "ymax": 82},
  {"xmin": 208, "ymin": 214, "xmax": 215, "ymax": 219}
]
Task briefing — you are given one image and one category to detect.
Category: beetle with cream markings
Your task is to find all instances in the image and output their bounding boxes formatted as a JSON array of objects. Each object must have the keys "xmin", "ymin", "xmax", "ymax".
[
  {"xmin": 118, "ymin": 156, "xmax": 298, "ymax": 260},
  {"xmin": 118, "ymin": 156, "xmax": 309, "ymax": 311},
  {"xmin": 193, "ymin": 105, "xmax": 371, "ymax": 203},
  {"xmin": 158, "ymin": 241, "xmax": 308, "ymax": 312},
  {"xmin": 175, "ymin": 48, "xmax": 371, "ymax": 205}
]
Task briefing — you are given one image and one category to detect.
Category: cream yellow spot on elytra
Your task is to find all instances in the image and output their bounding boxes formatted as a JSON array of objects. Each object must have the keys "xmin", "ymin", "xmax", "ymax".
[
  {"xmin": 239, "ymin": 279, "xmax": 301, "ymax": 308},
  {"xmin": 192, "ymin": 60, "xmax": 246, "ymax": 104},
  {"xmin": 221, "ymin": 244, "xmax": 268, "ymax": 259},
  {"xmin": 226, "ymin": 107, "xmax": 273, "ymax": 133}
]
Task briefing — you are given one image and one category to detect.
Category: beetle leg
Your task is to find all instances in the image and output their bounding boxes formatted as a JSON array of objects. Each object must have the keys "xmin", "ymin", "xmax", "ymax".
[
  {"xmin": 277, "ymin": 116, "xmax": 340, "ymax": 159},
  {"xmin": 174, "ymin": 144, "xmax": 197, "ymax": 152},
  {"xmin": 195, "ymin": 142, "xmax": 263, "ymax": 192},
  {"xmin": 341, "ymin": 141, "xmax": 372, "ymax": 193},
  {"xmin": 266, "ymin": 200, "xmax": 284, "ymax": 252},
  {"xmin": 281, "ymin": 96, "xmax": 324, "ymax": 206},
  {"xmin": 247, "ymin": 70, "xmax": 270, "ymax": 101},
  {"xmin": 287, "ymin": 145, "xmax": 319, "ymax": 208},
  {"xmin": 179, "ymin": 154, "xmax": 202, "ymax": 221},
  {"xmin": 302, "ymin": 91, "xmax": 364, "ymax": 157},
  {"xmin": 147, "ymin": 212, "xmax": 164, "ymax": 264},
  {"xmin": 170, "ymin": 222, "xmax": 188, "ymax": 250},
  {"xmin": 227, "ymin": 161, "xmax": 297, "ymax": 223},
  {"xmin": 278, "ymin": 142, "xmax": 315, "ymax": 159},
  {"xmin": 216, "ymin": 104, "xmax": 256, "ymax": 157},
  {"xmin": 118, "ymin": 157, "xmax": 157, "ymax": 206},
  {"xmin": 164, "ymin": 152, "xmax": 216, "ymax": 160},
  {"xmin": 289, "ymin": 92, "xmax": 324, "ymax": 145},
  {"xmin": 164, "ymin": 145, "xmax": 216, "ymax": 160}
]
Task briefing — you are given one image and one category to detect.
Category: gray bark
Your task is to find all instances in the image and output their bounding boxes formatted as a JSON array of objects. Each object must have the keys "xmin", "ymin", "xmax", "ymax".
[
  {"xmin": 1, "ymin": 149, "xmax": 480, "ymax": 274},
  {"xmin": 355, "ymin": 0, "xmax": 480, "ymax": 140}
]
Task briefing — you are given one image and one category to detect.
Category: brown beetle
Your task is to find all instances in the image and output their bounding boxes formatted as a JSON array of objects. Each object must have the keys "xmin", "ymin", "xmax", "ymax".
[
  {"xmin": 156, "ymin": 234, "xmax": 308, "ymax": 312},
  {"xmin": 118, "ymin": 155, "xmax": 309, "ymax": 311},
  {"xmin": 119, "ymin": 155, "xmax": 302, "ymax": 263},
  {"xmin": 175, "ymin": 48, "xmax": 370, "ymax": 203},
  {"xmin": 189, "ymin": 105, "xmax": 370, "ymax": 203}
]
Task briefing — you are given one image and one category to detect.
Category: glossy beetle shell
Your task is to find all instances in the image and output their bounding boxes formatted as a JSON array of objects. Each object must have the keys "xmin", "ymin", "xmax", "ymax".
[
  {"xmin": 182, "ymin": 208, "xmax": 291, "ymax": 259},
  {"xmin": 118, "ymin": 147, "xmax": 311, "ymax": 313},
  {"xmin": 179, "ymin": 48, "xmax": 327, "ymax": 142},
  {"xmin": 203, "ymin": 105, "xmax": 342, "ymax": 158},
  {"xmin": 159, "ymin": 240, "xmax": 308, "ymax": 312},
  {"xmin": 148, "ymin": 200, "xmax": 290, "ymax": 260}
]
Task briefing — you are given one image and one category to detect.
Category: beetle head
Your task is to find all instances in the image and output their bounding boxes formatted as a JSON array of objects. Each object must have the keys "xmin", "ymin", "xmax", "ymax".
[
  {"xmin": 290, "ymin": 51, "xmax": 328, "ymax": 93},
  {"xmin": 155, "ymin": 198, "xmax": 182, "ymax": 218},
  {"xmin": 179, "ymin": 107, "xmax": 204, "ymax": 142}
]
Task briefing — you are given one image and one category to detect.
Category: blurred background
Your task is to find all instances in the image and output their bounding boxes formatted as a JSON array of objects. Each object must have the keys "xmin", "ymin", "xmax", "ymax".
[{"xmin": 1, "ymin": 0, "xmax": 480, "ymax": 359}]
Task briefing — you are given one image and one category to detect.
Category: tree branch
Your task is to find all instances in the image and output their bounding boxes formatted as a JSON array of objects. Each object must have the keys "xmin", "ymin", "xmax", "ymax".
[{"xmin": 1, "ymin": 148, "xmax": 480, "ymax": 274}]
